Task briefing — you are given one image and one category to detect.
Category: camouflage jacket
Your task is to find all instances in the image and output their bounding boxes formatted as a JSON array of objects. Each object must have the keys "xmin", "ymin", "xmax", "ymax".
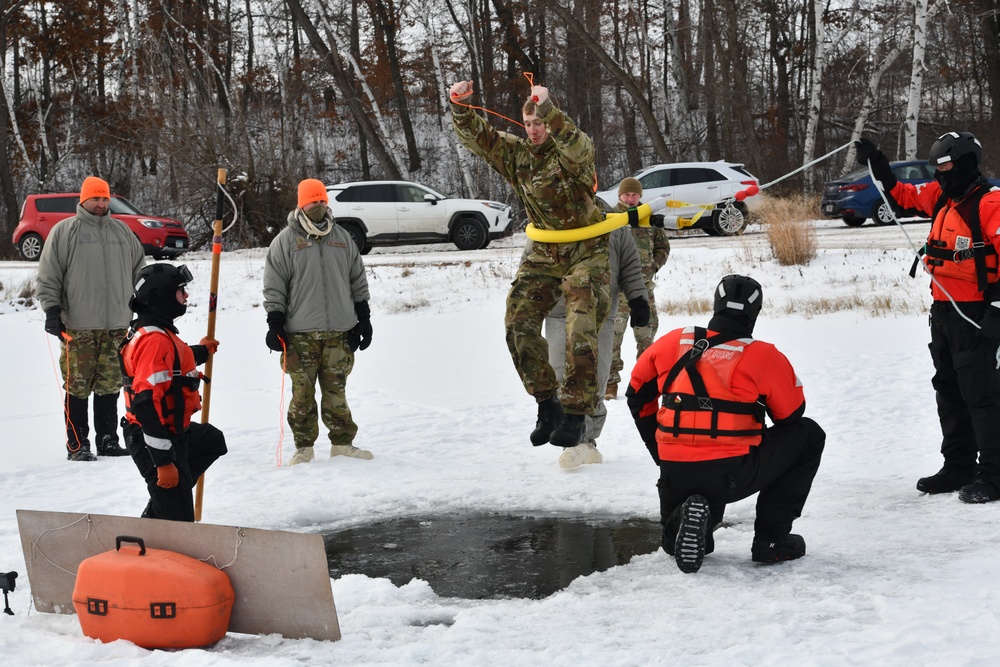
[
  {"xmin": 263, "ymin": 210, "xmax": 370, "ymax": 333},
  {"xmin": 36, "ymin": 205, "xmax": 145, "ymax": 330},
  {"xmin": 615, "ymin": 202, "xmax": 670, "ymax": 284},
  {"xmin": 524, "ymin": 227, "xmax": 647, "ymax": 321},
  {"xmin": 451, "ymin": 98, "xmax": 602, "ymax": 231}
]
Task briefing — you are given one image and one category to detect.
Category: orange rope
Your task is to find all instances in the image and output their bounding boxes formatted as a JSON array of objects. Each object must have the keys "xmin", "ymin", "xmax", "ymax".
[
  {"xmin": 48, "ymin": 332, "xmax": 83, "ymax": 453},
  {"xmin": 449, "ymin": 72, "xmax": 537, "ymax": 130}
]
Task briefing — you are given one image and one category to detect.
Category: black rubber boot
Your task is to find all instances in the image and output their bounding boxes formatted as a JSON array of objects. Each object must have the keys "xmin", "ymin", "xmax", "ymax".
[
  {"xmin": 916, "ymin": 466, "xmax": 974, "ymax": 494},
  {"xmin": 751, "ymin": 534, "xmax": 806, "ymax": 563},
  {"xmin": 549, "ymin": 413, "xmax": 586, "ymax": 448},
  {"xmin": 93, "ymin": 393, "xmax": 128, "ymax": 456},
  {"xmin": 65, "ymin": 394, "xmax": 96, "ymax": 462},
  {"xmin": 529, "ymin": 396, "xmax": 564, "ymax": 446},
  {"xmin": 958, "ymin": 478, "xmax": 1000, "ymax": 504},
  {"xmin": 674, "ymin": 495, "xmax": 711, "ymax": 573}
]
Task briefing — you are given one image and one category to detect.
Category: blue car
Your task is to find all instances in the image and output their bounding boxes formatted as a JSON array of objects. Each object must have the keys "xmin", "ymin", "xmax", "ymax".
[
  {"xmin": 821, "ymin": 159, "xmax": 1000, "ymax": 227},
  {"xmin": 820, "ymin": 160, "xmax": 936, "ymax": 227}
]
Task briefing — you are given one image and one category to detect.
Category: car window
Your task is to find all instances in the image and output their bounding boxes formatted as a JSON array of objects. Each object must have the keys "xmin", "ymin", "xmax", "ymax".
[
  {"xmin": 731, "ymin": 166, "xmax": 753, "ymax": 178},
  {"xmin": 397, "ymin": 184, "xmax": 429, "ymax": 203},
  {"xmin": 350, "ymin": 184, "xmax": 396, "ymax": 203},
  {"xmin": 35, "ymin": 197, "xmax": 78, "ymax": 213},
  {"xmin": 639, "ymin": 170, "xmax": 669, "ymax": 189},
  {"xmin": 893, "ymin": 164, "xmax": 926, "ymax": 180},
  {"xmin": 109, "ymin": 197, "xmax": 143, "ymax": 215},
  {"xmin": 671, "ymin": 168, "xmax": 725, "ymax": 186}
]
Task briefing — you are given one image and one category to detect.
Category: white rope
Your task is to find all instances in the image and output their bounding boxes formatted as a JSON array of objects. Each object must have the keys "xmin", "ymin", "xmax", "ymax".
[{"xmin": 865, "ymin": 160, "xmax": 981, "ymax": 331}]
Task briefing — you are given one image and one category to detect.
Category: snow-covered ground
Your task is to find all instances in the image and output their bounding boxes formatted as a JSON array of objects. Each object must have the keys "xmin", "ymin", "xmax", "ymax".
[{"xmin": 3, "ymin": 219, "xmax": 1000, "ymax": 666}]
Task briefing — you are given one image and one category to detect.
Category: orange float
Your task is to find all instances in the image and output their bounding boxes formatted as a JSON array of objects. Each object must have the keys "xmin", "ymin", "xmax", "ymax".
[{"xmin": 72, "ymin": 535, "xmax": 234, "ymax": 649}]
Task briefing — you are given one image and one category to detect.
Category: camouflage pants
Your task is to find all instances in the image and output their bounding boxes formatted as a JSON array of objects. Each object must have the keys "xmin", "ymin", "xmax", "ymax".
[
  {"xmin": 609, "ymin": 282, "xmax": 659, "ymax": 386},
  {"xmin": 281, "ymin": 330, "xmax": 357, "ymax": 449},
  {"xmin": 59, "ymin": 328, "xmax": 127, "ymax": 398},
  {"xmin": 505, "ymin": 236, "xmax": 610, "ymax": 415}
]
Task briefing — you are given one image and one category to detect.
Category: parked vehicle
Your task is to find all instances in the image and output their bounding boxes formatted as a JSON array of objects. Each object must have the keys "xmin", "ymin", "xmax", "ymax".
[
  {"xmin": 326, "ymin": 180, "xmax": 512, "ymax": 253},
  {"xmin": 822, "ymin": 160, "xmax": 1000, "ymax": 227},
  {"xmin": 596, "ymin": 161, "xmax": 762, "ymax": 236},
  {"xmin": 820, "ymin": 160, "xmax": 935, "ymax": 227},
  {"xmin": 13, "ymin": 193, "xmax": 189, "ymax": 261}
]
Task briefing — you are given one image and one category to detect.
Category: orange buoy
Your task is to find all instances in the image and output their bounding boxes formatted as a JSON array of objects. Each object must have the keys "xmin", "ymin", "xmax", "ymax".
[{"xmin": 72, "ymin": 535, "xmax": 234, "ymax": 649}]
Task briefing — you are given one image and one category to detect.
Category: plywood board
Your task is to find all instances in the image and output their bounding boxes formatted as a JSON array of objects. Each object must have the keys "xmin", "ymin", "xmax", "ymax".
[{"xmin": 16, "ymin": 509, "xmax": 340, "ymax": 641}]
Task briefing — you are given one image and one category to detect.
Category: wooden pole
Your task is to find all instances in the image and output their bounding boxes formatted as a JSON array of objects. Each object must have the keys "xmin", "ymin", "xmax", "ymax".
[{"xmin": 194, "ymin": 168, "xmax": 226, "ymax": 522}]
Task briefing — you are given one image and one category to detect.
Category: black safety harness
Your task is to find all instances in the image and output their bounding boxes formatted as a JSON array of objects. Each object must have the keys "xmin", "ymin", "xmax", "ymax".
[
  {"xmin": 909, "ymin": 180, "xmax": 997, "ymax": 294},
  {"xmin": 657, "ymin": 327, "xmax": 766, "ymax": 440},
  {"xmin": 118, "ymin": 327, "xmax": 204, "ymax": 435}
]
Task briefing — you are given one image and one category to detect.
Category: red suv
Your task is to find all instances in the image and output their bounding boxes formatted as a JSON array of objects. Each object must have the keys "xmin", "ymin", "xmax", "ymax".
[{"xmin": 13, "ymin": 193, "xmax": 189, "ymax": 260}]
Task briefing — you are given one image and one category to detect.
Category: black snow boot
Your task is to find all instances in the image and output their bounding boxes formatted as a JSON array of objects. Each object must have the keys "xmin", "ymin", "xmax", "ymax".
[
  {"xmin": 916, "ymin": 466, "xmax": 974, "ymax": 494},
  {"xmin": 549, "ymin": 413, "xmax": 586, "ymax": 448},
  {"xmin": 674, "ymin": 495, "xmax": 711, "ymax": 573},
  {"xmin": 93, "ymin": 393, "xmax": 128, "ymax": 457},
  {"xmin": 751, "ymin": 533, "xmax": 806, "ymax": 564},
  {"xmin": 958, "ymin": 478, "xmax": 1000, "ymax": 504},
  {"xmin": 65, "ymin": 394, "xmax": 96, "ymax": 462},
  {"xmin": 530, "ymin": 395, "xmax": 564, "ymax": 446}
]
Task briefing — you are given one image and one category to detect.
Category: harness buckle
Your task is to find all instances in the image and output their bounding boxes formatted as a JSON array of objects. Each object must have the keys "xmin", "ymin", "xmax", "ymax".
[
  {"xmin": 689, "ymin": 338, "xmax": 709, "ymax": 360},
  {"xmin": 954, "ymin": 242, "xmax": 985, "ymax": 263},
  {"xmin": 697, "ymin": 396, "xmax": 713, "ymax": 410}
]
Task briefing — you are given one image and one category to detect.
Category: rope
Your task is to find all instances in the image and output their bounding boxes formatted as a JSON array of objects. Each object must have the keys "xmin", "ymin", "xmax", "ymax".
[
  {"xmin": 48, "ymin": 332, "xmax": 84, "ymax": 453},
  {"xmin": 865, "ymin": 160, "xmax": 982, "ymax": 332},
  {"xmin": 449, "ymin": 72, "xmax": 536, "ymax": 130}
]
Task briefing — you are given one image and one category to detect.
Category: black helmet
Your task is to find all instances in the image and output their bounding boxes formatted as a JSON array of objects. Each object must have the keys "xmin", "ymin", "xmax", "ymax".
[
  {"xmin": 130, "ymin": 263, "xmax": 192, "ymax": 319},
  {"xmin": 713, "ymin": 274, "xmax": 763, "ymax": 332},
  {"xmin": 927, "ymin": 131, "xmax": 982, "ymax": 167}
]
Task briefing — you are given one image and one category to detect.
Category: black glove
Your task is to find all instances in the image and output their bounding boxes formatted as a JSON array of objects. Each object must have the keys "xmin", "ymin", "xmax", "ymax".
[
  {"xmin": 854, "ymin": 137, "xmax": 897, "ymax": 190},
  {"xmin": 44, "ymin": 306, "xmax": 65, "ymax": 338},
  {"xmin": 348, "ymin": 301, "xmax": 372, "ymax": 352},
  {"xmin": 649, "ymin": 214, "xmax": 665, "ymax": 228},
  {"xmin": 979, "ymin": 304, "xmax": 1000, "ymax": 343},
  {"xmin": 628, "ymin": 298, "xmax": 650, "ymax": 328},
  {"xmin": 265, "ymin": 311, "xmax": 287, "ymax": 352}
]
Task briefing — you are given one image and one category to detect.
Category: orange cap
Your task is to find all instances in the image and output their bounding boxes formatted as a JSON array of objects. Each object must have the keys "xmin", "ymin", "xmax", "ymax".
[
  {"xmin": 80, "ymin": 176, "xmax": 110, "ymax": 203},
  {"xmin": 297, "ymin": 179, "xmax": 329, "ymax": 209}
]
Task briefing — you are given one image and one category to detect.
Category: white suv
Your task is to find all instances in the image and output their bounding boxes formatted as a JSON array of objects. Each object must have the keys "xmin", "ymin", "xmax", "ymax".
[
  {"xmin": 596, "ymin": 161, "xmax": 762, "ymax": 236},
  {"xmin": 326, "ymin": 180, "xmax": 512, "ymax": 252}
]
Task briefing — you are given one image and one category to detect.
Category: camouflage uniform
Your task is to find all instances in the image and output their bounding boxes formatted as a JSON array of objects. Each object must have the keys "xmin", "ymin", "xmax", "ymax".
[
  {"xmin": 36, "ymin": 205, "xmax": 145, "ymax": 456},
  {"xmin": 282, "ymin": 331, "xmax": 358, "ymax": 447},
  {"xmin": 262, "ymin": 209, "xmax": 370, "ymax": 453},
  {"xmin": 609, "ymin": 201, "xmax": 671, "ymax": 387},
  {"xmin": 59, "ymin": 328, "xmax": 130, "ymax": 397},
  {"xmin": 452, "ymin": 96, "xmax": 610, "ymax": 415}
]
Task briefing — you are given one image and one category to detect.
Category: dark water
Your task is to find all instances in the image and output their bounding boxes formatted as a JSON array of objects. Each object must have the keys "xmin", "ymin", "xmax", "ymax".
[{"xmin": 323, "ymin": 512, "xmax": 662, "ymax": 600}]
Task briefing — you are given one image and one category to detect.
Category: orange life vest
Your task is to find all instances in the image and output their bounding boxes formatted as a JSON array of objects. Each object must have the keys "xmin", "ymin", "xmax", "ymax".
[
  {"xmin": 921, "ymin": 183, "xmax": 998, "ymax": 293},
  {"xmin": 656, "ymin": 326, "xmax": 765, "ymax": 462},
  {"xmin": 120, "ymin": 326, "xmax": 203, "ymax": 434}
]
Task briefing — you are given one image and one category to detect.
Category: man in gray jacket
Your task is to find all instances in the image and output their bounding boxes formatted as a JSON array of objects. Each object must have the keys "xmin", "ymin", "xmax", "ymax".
[
  {"xmin": 36, "ymin": 176, "xmax": 146, "ymax": 461},
  {"xmin": 525, "ymin": 227, "xmax": 649, "ymax": 468},
  {"xmin": 263, "ymin": 178, "xmax": 373, "ymax": 466}
]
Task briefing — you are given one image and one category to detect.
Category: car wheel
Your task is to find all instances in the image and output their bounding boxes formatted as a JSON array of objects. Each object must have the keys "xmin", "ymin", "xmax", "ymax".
[
  {"xmin": 18, "ymin": 233, "xmax": 43, "ymax": 260},
  {"xmin": 710, "ymin": 202, "xmax": 748, "ymax": 236},
  {"xmin": 842, "ymin": 216, "xmax": 866, "ymax": 227},
  {"xmin": 340, "ymin": 222, "xmax": 368, "ymax": 253},
  {"xmin": 874, "ymin": 202, "xmax": 895, "ymax": 226},
  {"xmin": 452, "ymin": 217, "xmax": 488, "ymax": 250}
]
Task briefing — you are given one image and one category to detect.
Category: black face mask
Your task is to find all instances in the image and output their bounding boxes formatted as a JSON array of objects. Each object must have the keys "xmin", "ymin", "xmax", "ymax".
[{"xmin": 934, "ymin": 153, "xmax": 981, "ymax": 198}]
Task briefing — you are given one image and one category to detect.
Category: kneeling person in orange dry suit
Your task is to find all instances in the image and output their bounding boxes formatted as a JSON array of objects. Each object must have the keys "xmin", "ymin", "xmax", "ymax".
[
  {"xmin": 626, "ymin": 275, "xmax": 825, "ymax": 573},
  {"xmin": 119, "ymin": 263, "xmax": 227, "ymax": 522}
]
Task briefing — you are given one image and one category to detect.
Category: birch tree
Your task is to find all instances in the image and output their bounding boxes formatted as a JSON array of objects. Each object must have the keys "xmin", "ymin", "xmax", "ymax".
[{"xmin": 902, "ymin": 0, "xmax": 945, "ymax": 158}]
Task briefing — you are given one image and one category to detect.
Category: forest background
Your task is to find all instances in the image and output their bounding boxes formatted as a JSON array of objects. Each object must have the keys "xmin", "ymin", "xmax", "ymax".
[{"xmin": 0, "ymin": 0, "xmax": 997, "ymax": 256}]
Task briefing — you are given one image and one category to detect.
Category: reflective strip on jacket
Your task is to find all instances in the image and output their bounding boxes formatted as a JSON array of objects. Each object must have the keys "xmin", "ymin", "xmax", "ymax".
[{"xmin": 121, "ymin": 326, "xmax": 202, "ymax": 434}]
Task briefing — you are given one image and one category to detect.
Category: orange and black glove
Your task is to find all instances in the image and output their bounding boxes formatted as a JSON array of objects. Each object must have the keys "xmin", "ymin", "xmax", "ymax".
[
  {"xmin": 199, "ymin": 337, "xmax": 220, "ymax": 354},
  {"xmin": 265, "ymin": 311, "xmax": 287, "ymax": 352},
  {"xmin": 156, "ymin": 463, "xmax": 179, "ymax": 489}
]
